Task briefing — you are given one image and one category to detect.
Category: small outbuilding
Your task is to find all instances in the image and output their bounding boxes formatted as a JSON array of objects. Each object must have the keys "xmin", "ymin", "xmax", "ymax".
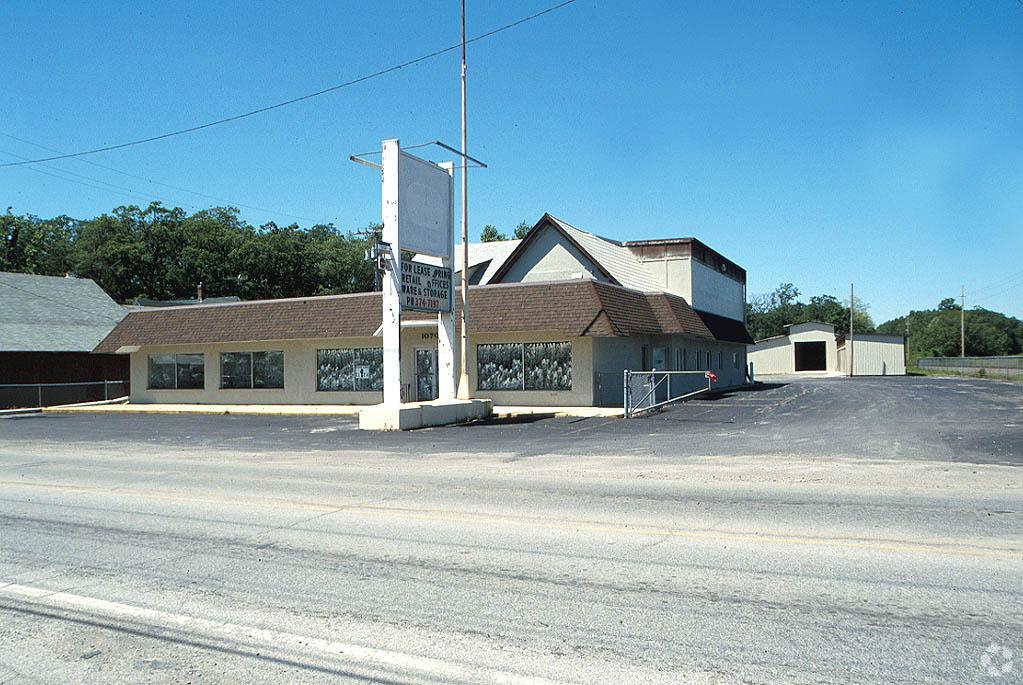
[{"xmin": 747, "ymin": 322, "xmax": 905, "ymax": 376}]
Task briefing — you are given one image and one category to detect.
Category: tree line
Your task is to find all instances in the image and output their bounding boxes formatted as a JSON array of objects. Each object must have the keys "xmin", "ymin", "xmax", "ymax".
[
  {"xmin": 1, "ymin": 203, "xmax": 378, "ymax": 302},
  {"xmin": 481, "ymin": 221, "xmax": 532, "ymax": 242},
  {"xmin": 877, "ymin": 298, "xmax": 1023, "ymax": 363},
  {"xmin": 746, "ymin": 283, "xmax": 875, "ymax": 341},
  {"xmin": 750, "ymin": 283, "xmax": 1023, "ymax": 363}
]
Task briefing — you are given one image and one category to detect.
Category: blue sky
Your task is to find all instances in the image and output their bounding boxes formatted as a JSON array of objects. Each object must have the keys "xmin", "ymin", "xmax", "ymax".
[{"xmin": 3, "ymin": 1, "xmax": 1021, "ymax": 322}]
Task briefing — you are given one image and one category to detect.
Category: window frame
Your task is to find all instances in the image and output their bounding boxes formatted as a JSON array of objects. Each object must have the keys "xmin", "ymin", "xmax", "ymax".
[
  {"xmin": 476, "ymin": 341, "xmax": 572, "ymax": 391},
  {"xmin": 220, "ymin": 350, "xmax": 285, "ymax": 390},
  {"xmin": 315, "ymin": 347, "xmax": 384, "ymax": 392},
  {"xmin": 147, "ymin": 353, "xmax": 205, "ymax": 390}
]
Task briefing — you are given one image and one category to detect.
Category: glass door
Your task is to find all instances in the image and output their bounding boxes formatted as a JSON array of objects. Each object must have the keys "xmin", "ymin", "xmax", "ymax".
[{"xmin": 415, "ymin": 348, "xmax": 438, "ymax": 401}]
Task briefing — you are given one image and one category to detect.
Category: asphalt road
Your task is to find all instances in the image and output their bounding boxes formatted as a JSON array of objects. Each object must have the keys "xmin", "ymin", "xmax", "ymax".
[{"xmin": 0, "ymin": 376, "xmax": 1021, "ymax": 683}]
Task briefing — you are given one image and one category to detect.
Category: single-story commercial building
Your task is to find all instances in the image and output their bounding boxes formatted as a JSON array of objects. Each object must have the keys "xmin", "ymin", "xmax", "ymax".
[
  {"xmin": 747, "ymin": 322, "xmax": 905, "ymax": 376},
  {"xmin": 0, "ymin": 272, "xmax": 129, "ymax": 406},
  {"xmin": 95, "ymin": 214, "xmax": 754, "ymax": 407}
]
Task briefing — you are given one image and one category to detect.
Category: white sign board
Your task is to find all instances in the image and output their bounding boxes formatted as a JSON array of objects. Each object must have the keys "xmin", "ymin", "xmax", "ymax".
[
  {"xmin": 397, "ymin": 151, "xmax": 453, "ymax": 258},
  {"xmin": 377, "ymin": 139, "xmax": 456, "ymax": 406},
  {"xmin": 401, "ymin": 261, "xmax": 452, "ymax": 312}
]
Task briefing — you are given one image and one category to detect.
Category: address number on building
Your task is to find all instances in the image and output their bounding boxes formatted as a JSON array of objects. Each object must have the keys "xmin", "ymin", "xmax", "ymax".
[{"xmin": 400, "ymin": 261, "xmax": 452, "ymax": 313}]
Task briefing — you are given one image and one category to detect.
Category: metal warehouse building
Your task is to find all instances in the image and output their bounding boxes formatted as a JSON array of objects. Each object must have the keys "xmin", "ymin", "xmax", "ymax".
[
  {"xmin": 747, "ymin": 322, "xmax": 905, "ymax": 376},
  {"xmin": 95, "ymin": 214, "xmax": 754, "ymax": 407}
]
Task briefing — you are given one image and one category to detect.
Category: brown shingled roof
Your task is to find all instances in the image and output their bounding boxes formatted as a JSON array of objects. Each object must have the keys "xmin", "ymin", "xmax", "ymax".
[{"xmin": 95, "ymin": 280, "xmax": 745, "ymax": 352}]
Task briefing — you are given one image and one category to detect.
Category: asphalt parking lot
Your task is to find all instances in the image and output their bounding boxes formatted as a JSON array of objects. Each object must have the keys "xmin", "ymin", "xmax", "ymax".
[
  {"xmin": 1, "ymin": 375, "xmax": 1021, "ymax": 683},
  {"xmin": 3, "ymin": 375, "xmax": 1021, "ymax": 464}
]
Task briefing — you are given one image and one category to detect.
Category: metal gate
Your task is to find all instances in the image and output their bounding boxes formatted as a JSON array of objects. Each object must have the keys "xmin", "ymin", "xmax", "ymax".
[{"xmin": 623, "ymin": 370, "xmax": 715, "ymax": 418}]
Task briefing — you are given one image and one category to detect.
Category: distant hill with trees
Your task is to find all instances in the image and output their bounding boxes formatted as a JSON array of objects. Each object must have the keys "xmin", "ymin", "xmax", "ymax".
[
  {"xmin": 1, "ymin": 203, "xmax": 377, "ymax": 302},
  {"xmin": 877, "ymin": 299, "xmax": 1023, "ymax": 364}
]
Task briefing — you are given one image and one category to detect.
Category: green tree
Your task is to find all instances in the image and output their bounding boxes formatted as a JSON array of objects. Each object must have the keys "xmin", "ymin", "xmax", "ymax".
[
  {"xmin": 746, "ymin": 284, "xmax": 874, "ymax": 341},
  {"xmin": 938, "ymin": 297, "xmax": 960, "ymax": 311},
  {"xmin": 1, "ymin": 210, "xmax": 77, "ymax": 275},
  {"xmin": 480, "ymin": 225, "xmax": 506, "ymax": 242},
  {"xmin": 878, "ymin": 300, "xmax": 1023, "ymax": 365},
  {"xmin": 513, "ymin": 221, "xmax": 532, "ymax": 240}
]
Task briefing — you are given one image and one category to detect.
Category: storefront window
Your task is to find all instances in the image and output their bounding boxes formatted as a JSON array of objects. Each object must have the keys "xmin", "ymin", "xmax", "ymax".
[
  {"xmin": 477, "ymin": 342, "xmax": 571, "ymax": 391},
  {"xmin": 176, "ymin": 354, "xmax": 205, "ymax": 389},
  {"xmin": 317, "ymin": 348, "xmax": 383, "ymax": 391},
  {"xmin": 148, "ymin": 353, "xmax": 204, "ymax": 389},
  {"xmin": 221, "ymin": 351, "xmax": 284, "ymax": 389},
  {"xmin": 524, "ymin": 342, "xmax": 572, "ymax": 390}
]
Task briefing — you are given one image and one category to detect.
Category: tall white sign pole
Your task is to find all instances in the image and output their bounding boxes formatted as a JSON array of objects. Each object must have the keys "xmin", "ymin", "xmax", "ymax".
[
  {"xmin": 438, "ymin": 161, "xmax": 457, "ymax": 400},
  {"xmin": 456, "ymin": 0, "xmax": 471, "ymax": 400},
  {"xmin": 381, "ymin": 139, "xmax": 402, "ymax": 405}
]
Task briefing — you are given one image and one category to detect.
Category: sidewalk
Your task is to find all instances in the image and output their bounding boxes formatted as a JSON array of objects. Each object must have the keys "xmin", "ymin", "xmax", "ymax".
[
  {"xmin": 44, "ymin": 403, "xmax": 623, "ymax": 419},
  {"xmin": 44, "ymin": 403, "xmax": 362, "ymax": 417}
]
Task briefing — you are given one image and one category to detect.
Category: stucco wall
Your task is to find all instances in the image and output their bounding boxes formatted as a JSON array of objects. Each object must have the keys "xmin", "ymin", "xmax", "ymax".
[
  {"xmin": 498, "ymin": 229, "xmax": 608, "ymax": 284},
  {"xmin": 591, "ymin": 335, "xmax": 747, "ymax": 405},
  {"xmin": 623, "ymin": 256, "xmax": 745, "ymax": 321},
  {"xmin": 129, "ymin": 338, "xmax": 385, "ymax": 405},
  {"xmin": 639, "ymin": 257, "xmax": 693, "ymax": 302},
  {"xmin": 469, "ymin": 333, "xmax": 594, "ymax": 406},
  {"xmin": 129, "ymin": 332, "xmax": 596, "ymax": 406}
]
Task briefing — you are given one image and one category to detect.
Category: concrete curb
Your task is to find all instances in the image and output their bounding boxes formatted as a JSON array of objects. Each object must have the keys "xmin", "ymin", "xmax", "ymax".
[{"xmin": 2, "ymin": 396, "xmax": 129, "ymax": 417}]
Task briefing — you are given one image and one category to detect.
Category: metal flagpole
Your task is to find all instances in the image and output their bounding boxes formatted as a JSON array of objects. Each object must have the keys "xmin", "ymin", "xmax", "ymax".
[{"xmin": 456, "ymin": 0, "xmax": 471, "ymax": 399}]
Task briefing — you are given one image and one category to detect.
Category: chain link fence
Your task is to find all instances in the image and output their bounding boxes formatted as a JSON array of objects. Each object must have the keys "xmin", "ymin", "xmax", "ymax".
[
  {"xmin": 0, "ymin": 381, "xmax": 128, "ymax": 410},
  {"xmin": 917, "ymin": 356, "xmax": 1023, "ymax": 379}
]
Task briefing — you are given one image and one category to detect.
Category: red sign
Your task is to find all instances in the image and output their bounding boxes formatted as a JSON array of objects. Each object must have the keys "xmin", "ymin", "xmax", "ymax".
[{"xmin": 705, "ymin": 371, "xmax": 718, "ymax": 383}]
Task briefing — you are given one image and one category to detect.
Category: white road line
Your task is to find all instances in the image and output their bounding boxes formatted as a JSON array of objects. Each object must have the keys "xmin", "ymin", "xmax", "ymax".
[{"xmin": 0, "ymin": 583, "xmax": 568, "ymax": 685}]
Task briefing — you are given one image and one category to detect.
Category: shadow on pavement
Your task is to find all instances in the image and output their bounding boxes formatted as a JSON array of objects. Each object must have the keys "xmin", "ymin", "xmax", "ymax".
[{"xmin": 700, "ymin": 382, "xmax": 788, "ymax": 401}]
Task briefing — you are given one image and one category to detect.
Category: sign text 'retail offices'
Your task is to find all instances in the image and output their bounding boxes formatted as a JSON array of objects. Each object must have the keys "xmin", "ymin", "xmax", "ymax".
[{"xmin": 401, "ymin": 261, "xmax": 452, "ymax": 313}]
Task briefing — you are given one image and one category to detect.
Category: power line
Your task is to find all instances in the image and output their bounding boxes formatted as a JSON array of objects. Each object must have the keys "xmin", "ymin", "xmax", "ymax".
[
  {"xmin": 1, "ymin": 151, "xmax": 189, "ymax": 209},
  {"xmin": 972, "ymin": 274, "xmax": 1023, "ymax": 303},
  {"xmin": 0, "ymin": 0, "xmax": 579, "ymax": 169},
  {"xmin": 0, "ymin": 279, "xmax": 125, "ymax": 323},
  {"xmin": 0, "ymin": 132, "xmax": 320, "ymax": 223},
  {"xmin": 969, "ymin": 268, "xmax": 1023, "ymax": 300}
]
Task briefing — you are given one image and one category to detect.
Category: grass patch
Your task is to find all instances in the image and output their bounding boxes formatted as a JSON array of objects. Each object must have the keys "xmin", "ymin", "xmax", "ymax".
[{"xmin": 908, "ymin": 366, "xmax": 1021, "ymax": 382}]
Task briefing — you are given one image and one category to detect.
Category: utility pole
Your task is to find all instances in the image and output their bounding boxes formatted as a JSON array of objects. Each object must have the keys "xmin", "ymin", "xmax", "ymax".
[
  {"xmin": 456, "ymin": 0, "xmax": 471, "ymax": 399},
  {"xmin": 849, "ymin": 283, "xmax": 854, "ymax": 377},
  {"xmin": 960, "ymin": 285, "xmax": 966, "ymax": 358}
]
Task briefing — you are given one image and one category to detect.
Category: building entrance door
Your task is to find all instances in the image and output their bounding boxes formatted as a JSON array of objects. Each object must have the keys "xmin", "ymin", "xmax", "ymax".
[
  {"xmin": 794, "ymin": 341, "xmax": 827, "ymax": 372},
  {"xmin": 652, "ymin": 346, "xmax": 668, "ymax": 402},
  {"xmin": 415, "ymin": 348, "xmax": 438, "ymax": 401}
]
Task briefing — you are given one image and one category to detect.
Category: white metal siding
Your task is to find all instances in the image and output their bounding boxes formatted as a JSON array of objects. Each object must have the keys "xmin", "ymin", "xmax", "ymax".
[
  {"xmin": 747, "ymin": 337, "xmax": 794, "ymax": 375},
  {"xmin": 840, "ymin": 337, "xmax": 906, "ymax": 375},
  {"xmin": 747, "ymin": 325, "xmax": 839, "ymax": 375}
]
